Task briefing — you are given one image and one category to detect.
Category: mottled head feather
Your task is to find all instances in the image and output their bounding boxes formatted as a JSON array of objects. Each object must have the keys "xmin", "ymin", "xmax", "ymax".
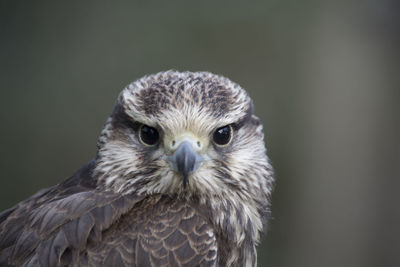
[
  {"xmin": 125, "ymin": 71, "xmax": 250, "ymax": 115},
  {"xmin": 97, "ymin": 71, "xmax": 253, "ymax": 149},
  {"xmin": 120, "ymin": 71, "xmax": 252, "ymax": 137}
]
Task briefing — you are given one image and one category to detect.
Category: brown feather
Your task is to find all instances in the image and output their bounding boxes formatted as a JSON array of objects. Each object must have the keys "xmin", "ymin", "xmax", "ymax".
[{"xmin": 84, "ymin": 195, "xmax": 217, "ymax": 267}]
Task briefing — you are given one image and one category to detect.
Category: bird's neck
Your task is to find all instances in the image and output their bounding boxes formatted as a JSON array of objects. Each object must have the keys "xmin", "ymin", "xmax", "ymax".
[{"xmin": 204, "ymin": 194, "xmax": 261, "ymax": 266}]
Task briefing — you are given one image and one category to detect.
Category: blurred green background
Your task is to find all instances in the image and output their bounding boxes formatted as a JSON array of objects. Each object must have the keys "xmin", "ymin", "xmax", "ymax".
[{"xmin": 1, "ymin": 1, "xmax": 399, "ymax": 266}]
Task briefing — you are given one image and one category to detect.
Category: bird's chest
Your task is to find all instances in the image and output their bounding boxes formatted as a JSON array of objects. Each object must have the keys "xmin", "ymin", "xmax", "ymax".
[{"xmin": 85, "ymin": 195, "xmax": 218, "ymax": 266}]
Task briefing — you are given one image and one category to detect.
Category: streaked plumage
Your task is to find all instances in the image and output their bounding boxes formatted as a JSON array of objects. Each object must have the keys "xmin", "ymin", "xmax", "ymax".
[{"xmin": 0, "ymin": 71, "xmax": 274, "ymax": 266}]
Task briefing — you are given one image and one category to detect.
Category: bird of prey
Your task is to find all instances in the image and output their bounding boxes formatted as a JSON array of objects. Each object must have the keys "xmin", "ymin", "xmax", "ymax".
[{"xmin": 0, "ymin": 71, "xmax": 274, "ymax": 267}]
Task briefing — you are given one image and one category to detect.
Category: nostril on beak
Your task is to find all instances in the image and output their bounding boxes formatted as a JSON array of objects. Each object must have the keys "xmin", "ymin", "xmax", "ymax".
[{"xmin": 165, "ymin": 141, "xmax": 205, "ymax": 189}]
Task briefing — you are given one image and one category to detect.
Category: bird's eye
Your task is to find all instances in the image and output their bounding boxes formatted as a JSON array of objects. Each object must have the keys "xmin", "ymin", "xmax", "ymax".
[
  {"xmin": 139, "ymin": 124, "xmax": 159, "ymax": 146},
  {"xmin": 213, "ymin": 125, "xmax": 233, "ymax": 146}
]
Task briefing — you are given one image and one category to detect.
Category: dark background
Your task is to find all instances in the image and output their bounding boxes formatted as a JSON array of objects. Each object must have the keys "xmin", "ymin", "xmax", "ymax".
[{"xmin": 1, "ymin": 1, "xmax": 399, "ymax": 266}]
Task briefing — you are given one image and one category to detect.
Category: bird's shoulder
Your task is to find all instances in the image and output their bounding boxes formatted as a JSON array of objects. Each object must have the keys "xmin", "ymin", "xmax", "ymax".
[{"xmin": 0, "ymin": 161, "xmax": 142, "ymax": 266}]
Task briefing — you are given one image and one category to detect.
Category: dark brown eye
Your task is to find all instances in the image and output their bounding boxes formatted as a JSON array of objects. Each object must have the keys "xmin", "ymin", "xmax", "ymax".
[
  {"xmin": 139, "ymin": 124, "xmax": 159, "ymax": 146},
  {"xmin": 213, "ymin": 125, "xmax": 233, "ymax": 146}
]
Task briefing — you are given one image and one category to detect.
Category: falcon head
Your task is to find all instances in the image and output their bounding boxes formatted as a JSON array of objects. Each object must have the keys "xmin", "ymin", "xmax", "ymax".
[{"xmin": 95, "ymin": 71, "xmax": 273, "ymax": 206}]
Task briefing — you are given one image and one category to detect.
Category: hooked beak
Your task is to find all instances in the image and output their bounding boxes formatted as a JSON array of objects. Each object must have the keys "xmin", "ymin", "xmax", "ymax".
[{"xmin": 166, "ymin": 141, "xmax": 204, "ymax": 188}]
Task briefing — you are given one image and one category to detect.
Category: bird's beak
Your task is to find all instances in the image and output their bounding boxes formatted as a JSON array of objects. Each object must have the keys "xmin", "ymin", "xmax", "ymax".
[{"xmin": 166, "ymin": 140, "xmax": 204, "ymax": 188}]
